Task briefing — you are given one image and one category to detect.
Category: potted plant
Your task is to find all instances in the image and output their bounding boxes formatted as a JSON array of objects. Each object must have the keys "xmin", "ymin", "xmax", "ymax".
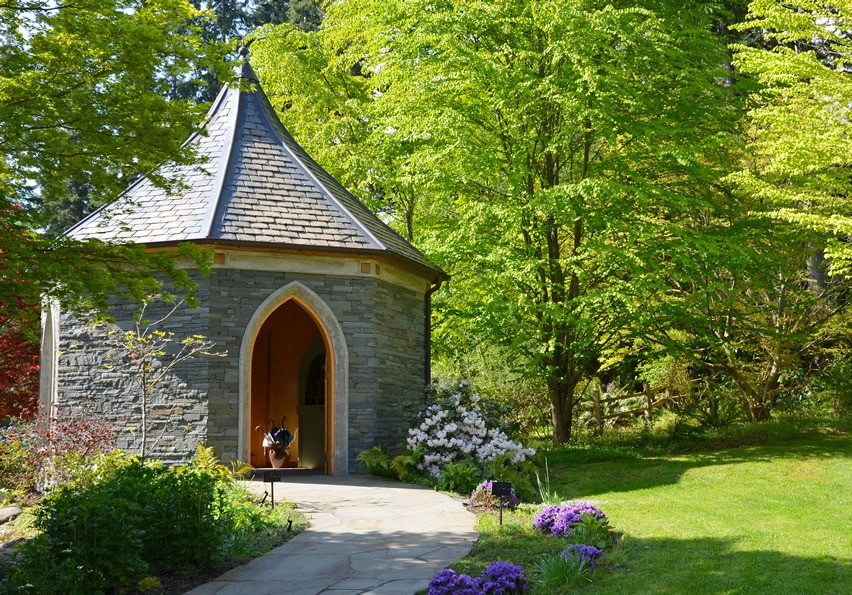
[{"xmin": 257, "ymin": 419, "xmax": 297, "ymax": 468}]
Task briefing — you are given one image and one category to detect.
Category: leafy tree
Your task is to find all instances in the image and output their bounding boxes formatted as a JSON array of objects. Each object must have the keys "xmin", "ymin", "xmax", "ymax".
[
  {"xmin": 168, "ymin": 1, "xmax": 254, "ymax": 103},
  {"xmin": 2, "ymin": 193, "xmax": 212, "ymax": 336},
  {"xmin": 34, "ymin": 1, "xmax": 325, "ymax": 237},
  {"xmin": 249, "ymin": 18, "xmax": 400, "ymax": 233},
  {"xmin": 167, "ymin": 1, "xmax": 324, "ymax": 104},
  {"xmin": 40, "ymin": 180, "xmax": 97, "ymax": 239},
  {"xmin": 0, "ymin": 314, "xmax": 39, "ymax": 421},
  {"xmin": 249, "ymin": 0, "xmax": 292, "ymax": 27},
  {"xmin": 631, "ymin": 211, "xmax": 837, "ymax": 422},
  {"xmin": 248, "ymin": 0, "xmax": 324, "ymax": 31},
  {"xmin": 731, "ymin": 2, "xmax": 852, "ymax": 277},
  {"xmin": 206, "ymin": 0, "xmax": 251, "ymax": 41},
  {"xmin": 1, "ymin": 0, "xmax": 228, "ymax": 209},
  {"xmin": 286, "ymin": 0, "xmax": 324, "ymax": 31},
  {"xmin": 252, "ymin": 0, "xmax": 745, "ymax": 444},
  {"xmin": 1, "ymin": 0, "xmax": 228, "ymax": 332}
]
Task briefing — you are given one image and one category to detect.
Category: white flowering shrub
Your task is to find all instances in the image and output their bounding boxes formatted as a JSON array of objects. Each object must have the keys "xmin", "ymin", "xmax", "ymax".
[{"xmin": 407, "ymin": 381, "xmax": 536, "ymax": 478}]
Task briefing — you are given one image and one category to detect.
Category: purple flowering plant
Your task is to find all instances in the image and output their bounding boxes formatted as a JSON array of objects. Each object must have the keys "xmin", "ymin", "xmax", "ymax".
[
  {"xmin": 478, "ymin": 561, "xmax": 528, "ymax": 594},
  {"xmin": 428, "ymin": 568, "xmax": 481, "ymax": 595},
  {"xmin": 562, "ymin": 544, "xmax": 604, "ymax": 570},
  {"xmin": 533, "ymin": 502, "xmax": 607, "ymax": 536},
  {"xmin": 464, "ymin": 480, "xmax": 520, "ymax": 510},
  {"xmin": 534, "ymin": 543, "xmax": 602, "ymax": 590},
  {"xmin": 428, "ymin": 561, "xmax": 528, "ymax": 595}
]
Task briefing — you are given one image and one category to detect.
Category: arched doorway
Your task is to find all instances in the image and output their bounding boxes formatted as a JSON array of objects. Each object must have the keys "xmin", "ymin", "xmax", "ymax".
[
  {"xmin": 249, "ymin": 300, "xmax": 326, "ymax": 470},
  {"xmin": 238, "ymin": 281, "xmax": 349, "ymax": 476}
]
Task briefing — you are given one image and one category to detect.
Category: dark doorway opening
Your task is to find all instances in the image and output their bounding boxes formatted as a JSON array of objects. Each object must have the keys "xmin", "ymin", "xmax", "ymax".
[{"xmin": 250, "ymin": 300, "xmax": 327, "ymax": 470}]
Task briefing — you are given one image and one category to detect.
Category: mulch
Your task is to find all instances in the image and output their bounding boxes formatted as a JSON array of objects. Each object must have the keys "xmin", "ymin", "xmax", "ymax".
[{"xmin": 124, "ymin": 564, "xmax": 231, "ymax": 594}]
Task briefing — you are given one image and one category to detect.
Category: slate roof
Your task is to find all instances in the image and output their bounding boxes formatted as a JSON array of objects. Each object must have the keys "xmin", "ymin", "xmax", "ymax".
[{"xmin": 67, "ymin": 59, "xmax": 444, "ymax": 280}]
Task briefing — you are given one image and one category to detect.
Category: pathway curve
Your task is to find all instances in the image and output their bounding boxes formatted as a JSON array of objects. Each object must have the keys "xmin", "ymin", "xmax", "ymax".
[{"xmin": 187, "ymin": 474, "xmax": 478, "ymax": 595}]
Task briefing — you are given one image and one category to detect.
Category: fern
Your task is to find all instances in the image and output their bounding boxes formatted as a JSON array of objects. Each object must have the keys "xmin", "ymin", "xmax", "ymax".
[
  {"xmin": 392, "ymin": 447, "xmax": 423, "ymax": 481},
  {"xmin": 189, "ymin": 444, "xmax": 251, "ymax": 480},
  {"xmin": 356, "ymin": 446, "xmax": 397, "ymax": 478}
]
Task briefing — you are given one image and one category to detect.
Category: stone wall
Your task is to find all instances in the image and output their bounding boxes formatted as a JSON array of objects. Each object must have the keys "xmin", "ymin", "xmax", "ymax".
[
  {"xmin": 55, "ymin": 290, "xmax": 212, "ymax": 464},
  {"xmin": 204, "ymin": 268, "xmax": 426, "ymax": 471},
  {"xmin": 54, "ymin": 265, "xmax": 428, "ymax": 472}
]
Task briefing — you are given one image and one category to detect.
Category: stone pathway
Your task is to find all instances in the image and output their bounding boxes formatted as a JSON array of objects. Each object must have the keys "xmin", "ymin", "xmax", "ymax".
[{"xmin": 186, "ymin": 475, "xmax": 478, "ymax": 594}]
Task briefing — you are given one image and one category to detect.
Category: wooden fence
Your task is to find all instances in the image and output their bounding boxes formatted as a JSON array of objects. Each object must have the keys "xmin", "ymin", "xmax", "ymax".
[{"xmin": 588, "ymin": 384, "xmax": 686, "ymax": 435}]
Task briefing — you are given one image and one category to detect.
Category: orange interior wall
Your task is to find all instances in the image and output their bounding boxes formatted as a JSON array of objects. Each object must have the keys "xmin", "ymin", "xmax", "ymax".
[
  {"xmin": 250, "ymin": 331, "xmax": 270, "ymax": 466},
  {"xmin": 250, "ymin": 300, "xmax": 320, "ymax": 467}
]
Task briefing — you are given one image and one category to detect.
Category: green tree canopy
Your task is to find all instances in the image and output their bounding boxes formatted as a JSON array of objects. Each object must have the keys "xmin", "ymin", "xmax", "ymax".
[
  {"xmin": 1, "ymin": 0, "xmax": 228, "ymax": 331},
  {"xmin": 732, "ymin": 1, "xmax": 852, "ymax": 277},
  {"xmin": 252, "ymin": 0, "xmax": 749, "ymax": 443}
]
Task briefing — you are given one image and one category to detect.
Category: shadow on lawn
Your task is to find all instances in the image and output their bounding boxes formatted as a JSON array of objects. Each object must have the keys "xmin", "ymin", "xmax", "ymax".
[
  {"xmin": 593, "ymin": 535, "xmax": 851, "ymax": 594},
  {"xmin": 543, "ymin": 431, "xmax": 851, "ymax": 498}
]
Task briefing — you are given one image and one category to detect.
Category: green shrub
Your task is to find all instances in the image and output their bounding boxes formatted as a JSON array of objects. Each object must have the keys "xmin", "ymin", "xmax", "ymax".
[
  {"xmin": 215, "ymin": 479, "xmax": 306, "ymax": 565},
  {"xmin": 534, "ymin": 551, "xmax": 594, "ymax": 591},
  {"xmin": 0, "ymin": 409, "xmax": 116, "ymax": 503},
  {"xmin": 142, "ymin": 464, "xmax": 222, "ymax": 569},
  {"xmin": 392, "ymin": 447, "xmax": 424, "ymax": 482},
  {"xmin": 568, "ymin": 514, "xmax": 611, "ymax": 550},
  {"xmin": 485, "ymin": 454, "xmax": 538, "ymax": 503},
  {"xmin": 0, "ymin": 420, "xmax": 36, "ymax": 502},
  {"xmin": 7, "ymin": 451, "xmax": 229, "ymax": 592},
  {"xmin": 437, "ymin": 459, "xmax": 481, "ymax": 494},
  {"xmin": 810, "ymin": 358, "xmax": 852, "ymax": 415},
  {"xmin": 685, "ymin": 383, "xmax": 745, "ymax": 429},
  {"xmin": 12, "ymin": 455, "xmax": 153, "ymax": 593},
  {"xmin": 137, "ymin": 576, "xmax": 163, "ymax": 592},
  {"xmin": 356, "ymin": 446, "xmax": 398, "ymax": 478},
  {"xmin": 648, "ymin": 409, "xmax": 690, "ymax": 438}
]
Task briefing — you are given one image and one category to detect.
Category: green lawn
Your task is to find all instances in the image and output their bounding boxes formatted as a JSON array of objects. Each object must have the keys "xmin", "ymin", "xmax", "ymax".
[{"xmin": 457, "ymin": 428, "xmax": 851, "ymax": 594}]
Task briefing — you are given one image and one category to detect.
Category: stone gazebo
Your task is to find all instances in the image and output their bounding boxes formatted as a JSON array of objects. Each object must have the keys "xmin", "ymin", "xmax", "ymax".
[{"xmin": 40, "ymin": 59, "xmax": 446, "ymax": 475}]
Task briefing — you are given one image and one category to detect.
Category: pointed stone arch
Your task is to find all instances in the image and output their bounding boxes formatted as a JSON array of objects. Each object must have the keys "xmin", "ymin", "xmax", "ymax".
[{"xmin": 238, "ymin": 281, "xmax": 348, "ymax": 475}]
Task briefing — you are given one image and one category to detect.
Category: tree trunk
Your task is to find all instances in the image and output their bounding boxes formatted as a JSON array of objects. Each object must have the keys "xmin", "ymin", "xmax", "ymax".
[
  {"xmin": 141, "ymin": 363, "xmax": 148, "ymax": 459},
  {"xmin": 748, "ymin": 401, "xmax": 772, "ymax": 422},
  {"xmin": 548, "ymin": 375, "xmax": 577, "ymax": 446},
  {"xmin": 544, "ymin": 216, "xmax": 585, "ymax": 446},
  {"xmin": 721, "ymin": 348, "xmax": 779, "ymax": 424}
]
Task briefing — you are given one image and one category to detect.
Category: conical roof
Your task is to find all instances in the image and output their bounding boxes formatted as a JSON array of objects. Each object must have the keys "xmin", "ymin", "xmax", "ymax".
[{"xmin": 68, "ymin": 59, "xmax": 444, "ymax": 280}]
